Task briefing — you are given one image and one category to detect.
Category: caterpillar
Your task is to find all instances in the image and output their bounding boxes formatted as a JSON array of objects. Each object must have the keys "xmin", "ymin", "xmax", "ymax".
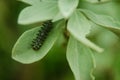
[{"xmin": 31, "ymin": 20, "xmax": 53, "ymax": 50}]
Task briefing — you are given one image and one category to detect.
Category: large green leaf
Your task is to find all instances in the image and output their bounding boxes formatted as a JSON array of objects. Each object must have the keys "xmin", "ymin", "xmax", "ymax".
[
  {"xmin": 67, "ymin": 10, "xmax": 103, "ymax": 52},
  {"xmin": 78, "ymin": 1, "xmax": 120, "ymax": 22},
  {"xmin": 67, "ymin": 36, "xmax": 95, "ymax": 80},
  {"xmin": 52, "ymin": 12, "xmax": 64, "ymax": 22},
  {"xmin": 80, "ymin": 9, "xmax": 120, "ymax": 38},
  {"xmin": 58, "ymin": 0, "xmax": 79, "ymax": 18},
  {"xmin": 18, "ymin": 2, "xmax": 58, "ymax": 25},
  {"xmin": 12, "ymin": 21, "xmax": 65, "ymax": 64},
  {"xmin": 68, "ymin": 10, "xmax": 90, "ymax": 37}
]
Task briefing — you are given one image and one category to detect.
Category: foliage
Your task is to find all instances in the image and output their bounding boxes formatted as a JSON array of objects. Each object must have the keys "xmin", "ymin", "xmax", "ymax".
[{"xmin": 11, "ymin": 0, "xmax": 120, "ymax": 80}]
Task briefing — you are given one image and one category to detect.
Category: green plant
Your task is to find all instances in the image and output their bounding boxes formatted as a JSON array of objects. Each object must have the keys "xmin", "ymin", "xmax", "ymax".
[{"xmin": 12, "ymin": 0, "xmax": 120, "ymax": 80}]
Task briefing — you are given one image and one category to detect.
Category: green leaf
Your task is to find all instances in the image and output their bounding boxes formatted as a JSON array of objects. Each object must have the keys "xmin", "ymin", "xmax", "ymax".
[
  {"xmin": 80, "ymin": 9, "xmax": 120, "ymax": 38},
  {"xmin": 78, "ymin": 1, "xmax": 120, "ymax": 19},
  {"xmin": 20, "ymin": 0, "xmax": 40, "ymax": 5},
  {"xmin": 68, "ymin": 10, "xmax": 90, "ymax": 37},
  {"xmin": 67, "ymin": 36, "xmax": 95, "ymax": 80},
  {"xmin": 12, "ymin": 20, "xmax": 65, "ymax": 64},
  {"xmin": 52, "ymin": 12, "xmax": 64, "ymax": 22},
  {"xmin": 18, "ymin": 2, "xmax": 58, "ymax": 25},
  {"xmin": 67, "ymin": 10, "xmax": 103, "ymax": 53},
  {"xmin": 58, "ymin": 0, "xmax": 79, "ymax": 18}
]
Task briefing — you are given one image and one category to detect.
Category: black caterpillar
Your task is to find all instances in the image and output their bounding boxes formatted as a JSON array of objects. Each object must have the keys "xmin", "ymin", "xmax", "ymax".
[{"xmin": 31, "ymin": 20, "xmax": 53, "ymax": 50}]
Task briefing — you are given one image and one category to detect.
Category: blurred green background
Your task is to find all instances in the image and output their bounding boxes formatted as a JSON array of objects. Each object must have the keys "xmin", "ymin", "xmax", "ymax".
[{"xmin": 0, "ymin": 0, "xmax": 120, "ymax": 80}]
